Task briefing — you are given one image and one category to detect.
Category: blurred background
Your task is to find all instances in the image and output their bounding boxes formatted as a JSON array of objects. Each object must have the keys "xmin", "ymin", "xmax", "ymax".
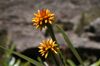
[{"xmin": 0, "ymin": 0, "xmax": 100, "ymax": 66}]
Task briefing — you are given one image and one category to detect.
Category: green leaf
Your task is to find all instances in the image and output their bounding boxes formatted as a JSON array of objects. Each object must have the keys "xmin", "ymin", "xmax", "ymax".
[
  {"xmin": 56, "ymin": 24, "xmax": 84, "ymax": 66},
  {"xmin": 90, "ymin": 59, "xmax": 100, "ymax": 66},
  {"xmin": 23, "ymin": 62, "xmax": 30, "ymax": 66},
  {"xmin": 37, "ymin": 57, "xmax": 43, "ymax": 63},
  {"xmin": 6, "ymin": 44, "xmax": 16, "ymax": 59},
  {"xmin": 67, "ymin": 59, "xmax": 76, "ymax": 66},
  {"xmin": 1, "ymin": 59, "xmax": 7, "ymax": 66},
  {"xmin": 10, "ymin": 44, "xmax": 16, "ymax": 51},
  {"xmin": 0, "ymin": 46, "xmax": 44, "ymax": 66},
  {"xmin": 14, "ymin": 59, "xmax": 21, "ymax": 66}
]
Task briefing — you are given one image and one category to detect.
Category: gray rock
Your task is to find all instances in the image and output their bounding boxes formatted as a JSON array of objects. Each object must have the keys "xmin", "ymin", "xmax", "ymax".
[
  {"xmin": 85, "ymin": 17, "xmax": 100, "ymax": 33},
  {"xmin": 84, "ymin": 17, "xmax": 100, "ymax": 42},
  {"xmin": 0, "ymin": 0, "xmax": 100, "ymax": 52},
  {"xmin": 69, "ymin": 15, "xmax": 81, "ymax": 25},
  {"xmin": 91, "ymin": 17, "xmax": 100, "ymax": 35},
  {"xmin": 8, "ymin": 25, "xmax": 46, "ymax": 52},
  {"xmin": 49, "ymin": 31, "xmax": 100, "ymax": 49},
  {"xmin": 0, "ymin": 0, "xmax": 100, "ymax": 22},
  {"xmin": 73, "ymin": 38, "xmax": 100, "ymax": 49}
]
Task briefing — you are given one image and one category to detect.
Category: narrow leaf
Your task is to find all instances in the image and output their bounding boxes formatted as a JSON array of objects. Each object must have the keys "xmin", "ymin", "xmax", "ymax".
[
  {"xmin": 67, "ymin": 59, "xmax": 76, "ymax": 66},
  {"xmin": 23, "ymin": 62, "xmax": 30, "ymax": 66},
  {"xmin": 6, "ymin": 44, "xmax": 16, "ymax": 58},
  {"xmin": 1, "ymin": 59, "xmax": 7, "ymax": 66},
  {"xmin": 37, "ymin": 56, "xmax": 43, "ymax": 63},
  {"xmin": 14, "ymin": 59, "xmax": 21, "ymax": 66},
  {"xmin": 56, "ymin": 24, "xmax": 84, "ymax": 66},
  {"xmin": 90, "ymin": 59, "xmax": 100, "ymax": 66},
  {"xmin": 0, "ymin": 46, "xmax": 44, "ymax": 66}
]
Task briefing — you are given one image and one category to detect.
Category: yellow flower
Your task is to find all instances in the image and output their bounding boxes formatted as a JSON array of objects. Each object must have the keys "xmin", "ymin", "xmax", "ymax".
[
  {"xmin": 38, "ymin": 39, "xmax": 59, "ymax": 58},
  {"xmin": 32, "ymin": 9, "xmax": 56, "ymax": 31}
]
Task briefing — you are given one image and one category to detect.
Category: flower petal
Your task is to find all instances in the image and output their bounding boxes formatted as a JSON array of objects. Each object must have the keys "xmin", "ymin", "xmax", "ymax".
[
  {"xmin": 43, "ymin": 40, "xmax": 47, "ymax": 45},
  {"xmin": 45, "ymin": 51, "xmax": 49, "ymax": 58},
  {"xmin": 36, "ymin": 25, "xmax": 39, "ymax": 29},
  {"xmin": 45, "ymin": 20, "xmax": 48, "ymax": 23},
  {"xmin": 46, "ymin": 9, "xmax": 50, "ymax": 15}
]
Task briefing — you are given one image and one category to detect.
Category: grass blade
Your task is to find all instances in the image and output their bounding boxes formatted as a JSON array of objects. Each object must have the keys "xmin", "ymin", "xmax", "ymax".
[
  {"xmin": 56, "ymin": 24, "xmax": 84, "ymax": 66},
  {"xmin": 23, "ymin": 62, "xmax": 30, "ymax": 66},
  {"xmin": 13, "ymin": 59, "xmax": 21, "ymax": 66},
  {"xmin": 90, "ymin": 59, "xmax": 100, "ymax": 66},
  {"xmin": 67, "ymin": 59, "xmax": 76, "ymax": 66},
  {"xmin": 0, "ymin": 46, "xmax": 44, "ymax": 66}
]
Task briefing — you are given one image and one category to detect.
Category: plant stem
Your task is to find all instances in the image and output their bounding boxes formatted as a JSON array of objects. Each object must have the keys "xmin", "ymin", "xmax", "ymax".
[
  {"xmin": 49, "ymin": 51, "xmax": 60, "ymax": 66},
  {"xmin": 45, "ymin": 23, "xmax": 67, "ymax": 66}
]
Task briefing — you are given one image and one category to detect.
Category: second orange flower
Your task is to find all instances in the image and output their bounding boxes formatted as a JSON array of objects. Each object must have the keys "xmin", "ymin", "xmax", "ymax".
[{"xmin": 38, "ymin": 39, "xmax": 59, "ymax": 58}]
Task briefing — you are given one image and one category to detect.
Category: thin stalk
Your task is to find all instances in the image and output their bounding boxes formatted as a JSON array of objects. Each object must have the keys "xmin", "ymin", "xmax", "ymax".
[
  {"xmin": 49, "ymin": 51, "xmax": 60, "ymax": 66},
  {"xmin": 45, "ymin": 23, "xmax": 67, "ymax": 66}
]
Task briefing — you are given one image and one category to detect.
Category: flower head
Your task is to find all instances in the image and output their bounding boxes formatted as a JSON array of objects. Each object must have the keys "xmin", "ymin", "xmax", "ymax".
[
  {"xmin": 38, "ymin": 39, "xmax": 59, "ymax": 58},
  {"xmin": 32, "ymin": 9, "xmax": 56, "ymax": 31}
]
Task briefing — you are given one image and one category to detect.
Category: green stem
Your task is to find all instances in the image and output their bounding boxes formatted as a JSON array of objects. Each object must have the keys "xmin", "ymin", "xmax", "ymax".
[
  {"xmin": 50, "ymin": 51, "xmax": 60, "ymax": 66},
  {"xmin": 45, "ymin": 23, "xmax": 67, "ymax": 66}
]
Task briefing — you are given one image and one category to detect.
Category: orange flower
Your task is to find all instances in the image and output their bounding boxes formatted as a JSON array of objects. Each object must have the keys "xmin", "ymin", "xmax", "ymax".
[
  {"xmin": 38, "ymin": 39, "xmax": 59, "ymax": 58},
  {"xmin": 32, "ymin": 9, "xmax": 56, "ymax": 31}
]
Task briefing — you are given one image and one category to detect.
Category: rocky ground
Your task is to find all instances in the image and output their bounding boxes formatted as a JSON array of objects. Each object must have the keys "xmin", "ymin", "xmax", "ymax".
[{"xmin": 0, "ymin": 0, "xmax": 100, "ymax": 65}]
